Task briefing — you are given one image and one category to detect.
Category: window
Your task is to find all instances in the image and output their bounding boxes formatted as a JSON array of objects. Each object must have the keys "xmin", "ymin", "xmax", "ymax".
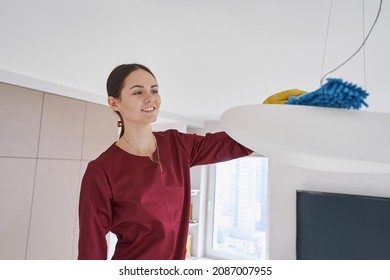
[{"xmin": 206, "ymin": 155, "xmax": 268, "ymax": 259}]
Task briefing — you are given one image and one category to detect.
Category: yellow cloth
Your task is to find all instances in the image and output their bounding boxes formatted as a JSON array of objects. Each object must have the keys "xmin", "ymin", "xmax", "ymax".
[{"xmin": 262, "ymin": 89, "xmax": 307, "ymax": 104}]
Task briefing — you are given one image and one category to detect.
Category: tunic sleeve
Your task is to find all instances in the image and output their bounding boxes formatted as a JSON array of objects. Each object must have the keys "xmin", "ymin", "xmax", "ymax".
[
  {"xmin": 78, "ymin": 161, "xmax": 112, "ymax": 260},
  {"xmin": 179, "ymin": 131, "xmax": 253, "ymax": 167}
]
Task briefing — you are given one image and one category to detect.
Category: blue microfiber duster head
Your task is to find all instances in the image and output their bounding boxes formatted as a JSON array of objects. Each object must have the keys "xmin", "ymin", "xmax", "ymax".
[{"xmin": 285, "ymin": 78, "xmax": 369, "ymax": 109}]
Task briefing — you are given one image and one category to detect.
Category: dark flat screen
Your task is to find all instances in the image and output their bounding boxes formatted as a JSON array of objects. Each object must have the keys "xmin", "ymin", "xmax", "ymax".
[{"xmin": 297, "ymin": 191, "xmax": 390, "ymax": 260}]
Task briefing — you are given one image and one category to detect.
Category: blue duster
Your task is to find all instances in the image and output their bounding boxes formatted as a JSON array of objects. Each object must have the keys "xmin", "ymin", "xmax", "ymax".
[{"xmin": 285, "ymin": 78, "xmax": 369, "ymax": 110}]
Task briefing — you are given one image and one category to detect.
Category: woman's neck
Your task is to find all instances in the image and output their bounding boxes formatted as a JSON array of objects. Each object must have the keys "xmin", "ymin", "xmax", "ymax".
[{"xmin": 117, "ymin": 124, "xmax": 156, "ymax": 156}]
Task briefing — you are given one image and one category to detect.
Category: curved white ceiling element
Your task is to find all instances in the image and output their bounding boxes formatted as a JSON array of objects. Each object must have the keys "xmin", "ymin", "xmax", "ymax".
[{"xmin": 220, "ymin": 104, "xmax": 390, "ymax": 173}]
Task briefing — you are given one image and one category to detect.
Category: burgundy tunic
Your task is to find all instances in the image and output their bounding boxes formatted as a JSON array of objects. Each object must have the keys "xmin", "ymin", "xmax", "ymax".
[{"xmin": 78, "ymin": 130, "xmax": 252, "ymax": 260}]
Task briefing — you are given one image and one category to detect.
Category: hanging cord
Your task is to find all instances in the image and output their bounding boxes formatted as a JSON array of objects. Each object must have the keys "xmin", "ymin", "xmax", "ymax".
[
  {"xmin": 320, "ymin": 0, "xmax": 383, "ymax": 86},
  {"xmin": 320, "ymin": 0, "xmax": 334, "ymax": 84},
  {"xmin": 362, "ymin": 0, "xmax": 367, "ymax": 90}
]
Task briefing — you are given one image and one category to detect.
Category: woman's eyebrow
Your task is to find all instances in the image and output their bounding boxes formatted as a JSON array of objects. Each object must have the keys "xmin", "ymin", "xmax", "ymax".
[
  {"xmin": 130, "ymin": 85, "xmax": 143, "ymax": 90},
  {"xmin": 130, "ymin": 84, "xmax": 158, "ymax": 89}
]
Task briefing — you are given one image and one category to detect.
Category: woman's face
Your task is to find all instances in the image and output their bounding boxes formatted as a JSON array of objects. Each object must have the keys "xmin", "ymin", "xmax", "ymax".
[{"xmin": 110, "ymin": 68, "xmax": 161, "ymax": 125}]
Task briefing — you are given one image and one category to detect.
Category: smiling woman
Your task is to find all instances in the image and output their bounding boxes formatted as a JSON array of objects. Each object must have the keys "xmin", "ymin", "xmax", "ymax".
[{"xmin": 77, "ymin": 63, "xmax": 253, "ymax": 260}]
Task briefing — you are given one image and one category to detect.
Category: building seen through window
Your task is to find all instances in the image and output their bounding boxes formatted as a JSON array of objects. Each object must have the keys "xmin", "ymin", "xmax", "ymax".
[{"xmin": 208, "ymin": 156, "xmax": 268, "ymax": 259}]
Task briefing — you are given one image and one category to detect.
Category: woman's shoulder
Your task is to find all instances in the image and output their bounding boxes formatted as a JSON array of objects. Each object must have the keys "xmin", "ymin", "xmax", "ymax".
[
  {"xmin": 87, "ymin": 143, "xmax": 120, "ymax": 167},
  {"xmin": 154, "ymin": 129, "xmax": 230, "ymax": 144},
  {"xmin": 154, "ymin": 128, "xmax": 183, "ymax": 136},
  {"xmin": 154, "ymin": 129, "xmax": 197, "ymax": 144},
  {"xmin": 154, "ymin": 129, "xmax": 185, "ymax": 140}
]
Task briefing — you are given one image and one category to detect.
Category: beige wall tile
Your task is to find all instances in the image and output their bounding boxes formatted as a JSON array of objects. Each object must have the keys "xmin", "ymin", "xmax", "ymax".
[
  {"xmin": 27, "ymin": 159, "xmax": 81, "ymax": 260},
  {"xmin": 0, "ymin": 158, "xmax": 36, "ymax": 259},
  {"xmin": 0, "ymin": 83, "xmax": 43, "ymax": 157},
  {"xmin": 82, "ymin": 102, "xmax": 118, "ymax": 160},
  {"xmin": 38, "ymin": 94, "xmax": 85, "ymax": 160}
]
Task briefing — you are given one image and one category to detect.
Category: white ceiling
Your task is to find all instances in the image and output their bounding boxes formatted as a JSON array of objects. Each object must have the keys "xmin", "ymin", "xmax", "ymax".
[{"xmin": 1, "ymin": 0, "xmax": 389, "ymax": 127}]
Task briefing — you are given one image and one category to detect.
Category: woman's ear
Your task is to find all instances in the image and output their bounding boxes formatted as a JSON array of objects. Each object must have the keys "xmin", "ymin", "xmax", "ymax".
[{"xmin": 107, "ymin": 96, "xmax": 119, "ymax": 111}]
